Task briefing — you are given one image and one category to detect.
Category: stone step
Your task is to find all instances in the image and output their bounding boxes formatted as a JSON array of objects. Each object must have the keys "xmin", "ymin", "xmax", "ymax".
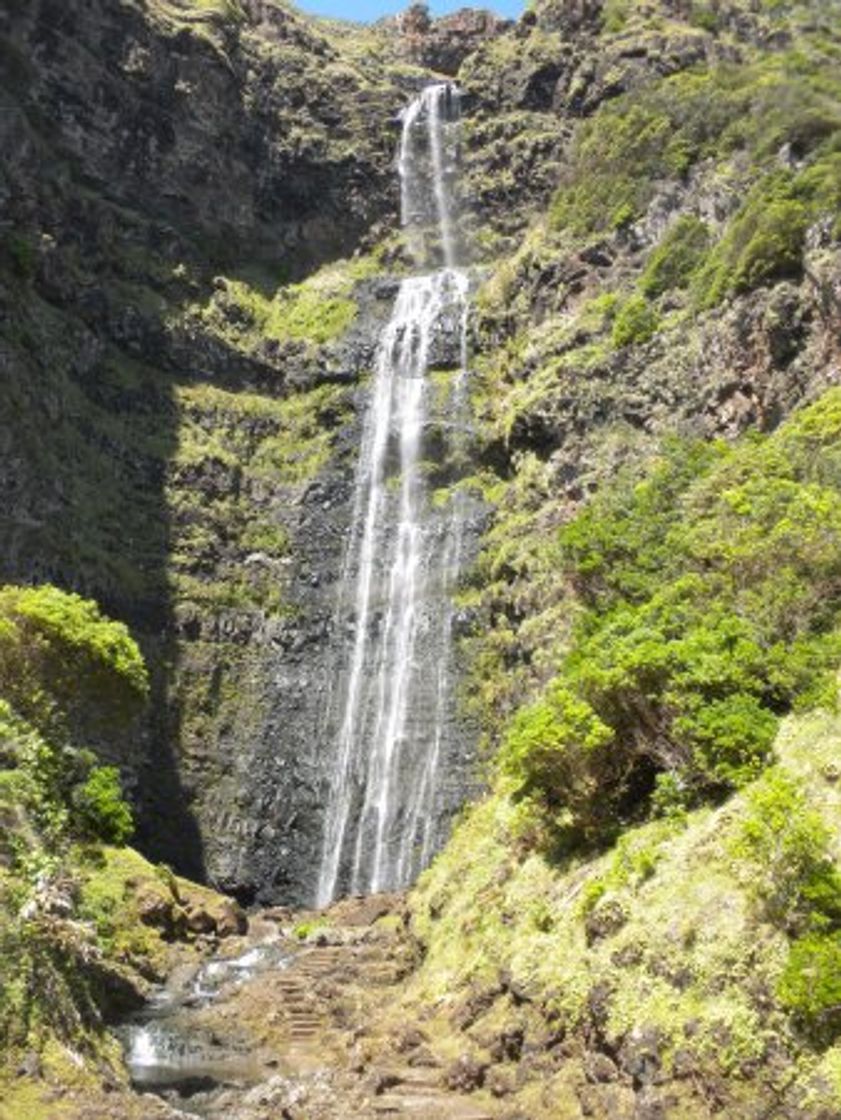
[
  {"xmin": 372, "ymin": 1095, "xmax": 494, "ymax": 1118},
  {"xmin": 393, "ymin": 1072, "xmax": 443, "ymax": 1091}
]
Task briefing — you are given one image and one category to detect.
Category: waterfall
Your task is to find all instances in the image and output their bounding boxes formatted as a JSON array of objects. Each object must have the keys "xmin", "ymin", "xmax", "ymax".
[{"xmin": 317, "ymin": 83, "xmax": 470, "ymax": 906}]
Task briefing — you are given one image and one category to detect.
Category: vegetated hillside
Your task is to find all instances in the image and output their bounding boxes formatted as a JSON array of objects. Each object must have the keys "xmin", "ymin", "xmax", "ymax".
[
  {"xmin": 401, "ymin": 0, "xmax": 841, "ymax": 1115},
  {"xmin": 1, "ymin": 0, "xmax": 841, "ymax": 1112}
]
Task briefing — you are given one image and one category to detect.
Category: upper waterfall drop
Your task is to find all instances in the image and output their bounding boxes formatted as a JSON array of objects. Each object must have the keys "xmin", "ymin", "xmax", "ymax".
[
  {"xmin": 399, "ymin": 82, "xmax": 462, "ymax": 271},
  {"xmin": 316, "ymin": 83, "xmax": 472, "ymax": 906}
]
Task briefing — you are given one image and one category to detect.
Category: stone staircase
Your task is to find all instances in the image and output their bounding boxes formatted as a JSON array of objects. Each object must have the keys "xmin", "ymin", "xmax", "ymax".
[
  {"xmin": 270, "ymin": 933, "xmax": 497, "ymax": 1119},
  {"xmin": 370, "ymin": 1069, "xmax": 494, "ymax": 1119},
  {"xmin": 276, "ymin": 946, "xmax": 343, "ymax": 1043}
]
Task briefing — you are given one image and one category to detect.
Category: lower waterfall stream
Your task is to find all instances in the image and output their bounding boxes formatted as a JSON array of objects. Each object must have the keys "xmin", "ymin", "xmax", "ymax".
[{"xmin": 119, "ymin": 938, "xmax": 292, "ymax": 1113}]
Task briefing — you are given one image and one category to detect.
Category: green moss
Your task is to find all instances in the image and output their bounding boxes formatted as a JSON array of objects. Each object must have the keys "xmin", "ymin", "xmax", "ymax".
[
  {"xmin": 292, "ymin": 916, "xmax": 331, "ymax": 940},
  {"xmin": 76, "ymin": 846, "xmax": 170, "ymax": 966},
  {"xmin": 1, "ymin": 233, "xmax": 36, "ymax": 281},
  {"xmin": 200, "ymin": 255, "xmax": 377, "ymax": 352}
]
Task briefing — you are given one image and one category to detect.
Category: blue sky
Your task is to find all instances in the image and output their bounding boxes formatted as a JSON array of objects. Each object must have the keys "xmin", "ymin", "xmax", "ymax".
[{"xmin": 297, "ymin": 1, "xmax": 523, "ymax": 20}]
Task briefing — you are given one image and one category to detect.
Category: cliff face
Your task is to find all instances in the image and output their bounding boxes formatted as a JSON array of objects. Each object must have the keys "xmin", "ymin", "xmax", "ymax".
[
  {"xmin": 0, "ymin": 0, "xmax": 500, "ymax": 903},
  {"xmin": 4, "ymin": 0, "xmax": 841, "ymax": 1115},
  {"xmin": 0, "ymin": 0, "xmax": 405, "ymax": 899},
  {"xmin": 2, "ymin": 0, "xmax": 840, "ymax": 917}
]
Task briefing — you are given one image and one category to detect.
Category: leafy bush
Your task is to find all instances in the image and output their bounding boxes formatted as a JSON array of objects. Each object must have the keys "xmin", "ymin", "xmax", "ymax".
[
  {"xmin": 778, "ymin": 934, "xmax": 841, "ymax": 1040},
  {"xmin": 732, "ymin": 769, "xmax": 841, "ymax": 932},
  {"xmin": 640, "ymin": 216, "xmax": 710, "ymax": 298},
  {"xmin": 611, "ymin": 294, "xmax": 659, "ymax": 347},
  {"xmin": 500, "ymin": 683, "xmax": 615, "ymax": 846},
  {"xmin": 72, "ymin": 765, "xmax": 133, "ymax": 845},
  {"xmin": 501, "ymin": 391, "xmax": 841, "ymax": 851},
  {"xmin": 0, "ymin": 584, "xmax": 148, "ymax": 741},
  {"xmin": 694, "ymin": 174, "xmax": 810, "ymax": 306}
]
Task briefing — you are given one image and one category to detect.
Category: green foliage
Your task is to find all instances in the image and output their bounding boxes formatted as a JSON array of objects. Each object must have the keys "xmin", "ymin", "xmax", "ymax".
[
  {"xmin": 549, "ymin": 48, "xmax": 841, "ymax": 274},
  {"xmin": 0, "ymin": 585, "xmax": 148, "ymax": 741},
  {"xmin": 601, "ymin": 0, "xmax": 630, "ymax": 32},
  {"xmin": 694, "ymin": 174, "xmax": 810, "ymax": 306},
  {"xmin": 688, "ymin": 1, "xmax": 721, "ymax": 32},
  {"xmin": 549, "ymin": 65, "xmax": 760, "ymax": 236},
  {"xmin": 778, "ymin": 934, "xmax": 841, "ymax": 1040},
  {"xmin": 503, "ymin": 391, "xmax": 841, "ymax": 852},
  {"xmin": 500, "ymin": 683, "xmax": 615, "ymax": 847},
  {"xmin": 640, "ymin": 216, "xmax": 711, "ymax": 298},
  {"xmin": 550, "ymin": 101, "xmax": 675, "ymax": 235},
  {"xmin": 732, "ymin": 769, "xmax": 841, "ymax": 933},
  {"xmin": 611, "ymin": 294, "xmax": 659, "ymax": 347},
  {"xmin": 72, "ymin": 766, "xmax": 133, "ymax": 845},
  {"xmin": 201, "ymin": 255, "xmax": 375, "ymax": 352}
]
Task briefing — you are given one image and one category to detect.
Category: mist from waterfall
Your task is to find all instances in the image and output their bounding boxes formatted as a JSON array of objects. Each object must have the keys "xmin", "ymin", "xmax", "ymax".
[{"xmin": 317, "ymin": 83, "xmax": 470, "ymax": 905}]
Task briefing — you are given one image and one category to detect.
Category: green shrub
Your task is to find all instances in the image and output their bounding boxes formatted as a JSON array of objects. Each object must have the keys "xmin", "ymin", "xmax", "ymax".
[
  {"xmin": 778, "ymin": 934, "xmax": 841, "ymax": 1041},
  {"xmin": 731, "ymin": 768, "xmax": 841, "ymax": 932},
  {"xmin": 550, "ymin": 50, "xmax": 841, "ymax": 247},
  {"xmin": 640, "ymin": 216, "xmax": 710, "ymax": 298},
  {"xmin": 0, "ymin": 584, "xmax": 148, "ymax": 740},
  {"xmin": 72, "ymin": 765, "xmax": 133, "ymax": 845},
  {"xmin": 500, "ymin": 683, "xmax": 615, "ymax": 846},
  {"xmin": 601, "ymin": 0, "xmax": 630, "ymax": 32},
  {"xmin": 500, "ymin": 391, "xmax": 841, "ymax": 851},
  {"xmin": 688, "ymin": 2, "xmax": 720, "ymax": 32},
  {"xmin": 611, "ymin": 294, "xmax": 660, "ymax": 347},
  {"xmin": 694, "ymin": 176, "xmax": 810, "ymax": 306}
]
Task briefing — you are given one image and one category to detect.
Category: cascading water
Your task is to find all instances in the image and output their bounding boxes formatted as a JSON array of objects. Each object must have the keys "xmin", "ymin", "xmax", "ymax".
[{"xmin": 317, "ymin": 83, "xmax": 471, "ymax": 905}]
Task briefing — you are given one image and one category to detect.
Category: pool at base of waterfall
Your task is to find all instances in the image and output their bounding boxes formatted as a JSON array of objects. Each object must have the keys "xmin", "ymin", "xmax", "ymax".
[{"xmin": 117, "ymin": 941, "xmax": 291, "ymax": 1113}]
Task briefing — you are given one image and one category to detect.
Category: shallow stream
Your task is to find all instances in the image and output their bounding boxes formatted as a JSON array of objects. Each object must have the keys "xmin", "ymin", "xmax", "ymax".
[{"xmin": 117, "ymin": 938, "xmax": 293, "ymax": 1115}]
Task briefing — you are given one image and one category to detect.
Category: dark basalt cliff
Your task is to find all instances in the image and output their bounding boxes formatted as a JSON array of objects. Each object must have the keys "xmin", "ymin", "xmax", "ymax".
[{"xmin": 1, "ymin": 0, "xmax": 398, "ymax": 897}]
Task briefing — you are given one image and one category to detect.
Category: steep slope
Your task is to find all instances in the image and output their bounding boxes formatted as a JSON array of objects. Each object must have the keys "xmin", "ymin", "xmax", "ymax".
[
  {"xmin": 396, "ymin": 2, "xmax": 841, "ymax": 1116},
  {"xmin": 456, "ymin": 0, "xmax": 841, "ymax": 754},
  {"xmin": 408, "ymin": 707, "xmax": 841, "ymax": 1118}
]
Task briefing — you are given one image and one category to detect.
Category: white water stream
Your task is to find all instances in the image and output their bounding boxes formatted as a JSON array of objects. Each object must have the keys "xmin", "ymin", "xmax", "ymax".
[{"xmin": 317, "ymin": 83, "xmax": 470, "ymax": 905}]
